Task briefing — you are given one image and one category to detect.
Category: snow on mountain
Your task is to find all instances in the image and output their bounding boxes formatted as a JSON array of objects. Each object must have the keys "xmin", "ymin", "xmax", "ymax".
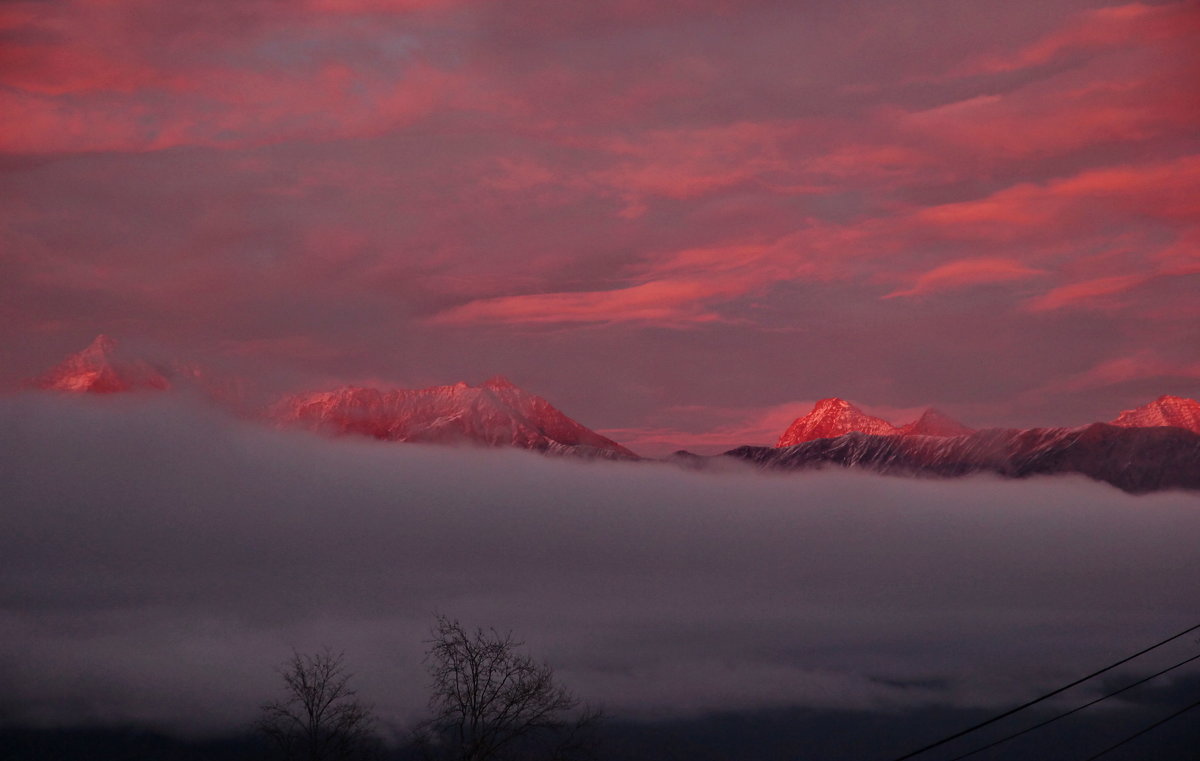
[
  {"xmin": 1111, "ymin": 395, "xmax": 1200, "ymax": 434},
  {"xmin": 33, "ymin": 335, "xmax": 171, "ymax": 393},
  {"xmin": 29, "ymin": 337, "xmax": 636, "ymax": 458},
  {"xmin": 274, "ymin": 376, "xmax": 638, "ymax": 459},
  {"xmin": 24, "ymin": 336, "xmax": 1198, "ymax": 488},
  {"xmin": 897, "ymin": 408, "xmax": 974, "ymax": 437},
  {"xmin": 754, "ymin": 394, "xmax": 1200, "ymax": 491},
  {"xmin": 776, "ymin": 399, "xmax": 973, "ymax": 446},
  {"xmin": 731, "ymin": 423, "xmax": 1200, "ymax": 494},
  {"xmin": 776, "ymin": 398, "xmax": 899, "ymax": 446}
]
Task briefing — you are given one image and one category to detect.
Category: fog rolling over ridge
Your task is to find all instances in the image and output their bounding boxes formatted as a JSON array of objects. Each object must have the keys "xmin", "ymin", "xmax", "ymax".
[{"xmin": 1, "ymin": 395, "xmax": 1198, "ymax": 737}]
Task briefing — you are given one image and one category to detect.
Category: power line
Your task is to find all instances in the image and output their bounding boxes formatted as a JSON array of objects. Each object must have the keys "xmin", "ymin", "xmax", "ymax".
[
  {"xmin": 881, "ymin": 621, "xmax": 1200, "ymax": 761},
  {"xmin": 1078, "ymin": 695, "xmax": 1200, "ymax": 761},
  {"xmin": 944, "ymin": 651, "xmax": 1200, "ymax": 761}
]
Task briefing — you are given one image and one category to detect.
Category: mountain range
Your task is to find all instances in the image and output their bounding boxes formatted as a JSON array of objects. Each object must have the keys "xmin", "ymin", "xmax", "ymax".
[
  {"xmin": 725, "ymin": 395, "xmax": 1200, "ymax": 493},
  {"xmin": 275, "ymin": 379, "xmax": 637, "ymax": 459},
  {"xmin": 31, "ymin": 335, "xmax": 636, "ymax": 459},
  {"xmin": 23, "ymin": 335, "xmax": 1200, "ymax": 492},
  {"xmin": 776, "ymin": 398, "xmax": 978, "ymax": 445}
]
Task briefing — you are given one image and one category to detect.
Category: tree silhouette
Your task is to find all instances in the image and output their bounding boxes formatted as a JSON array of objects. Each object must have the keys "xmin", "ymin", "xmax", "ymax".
[
  {"xmin": 258, "ymin": 648, "xmax": 378, "ymax": 761},
  {"xmin": 415, "ymin": 616, "xmax": 599, "ymax": 761}
]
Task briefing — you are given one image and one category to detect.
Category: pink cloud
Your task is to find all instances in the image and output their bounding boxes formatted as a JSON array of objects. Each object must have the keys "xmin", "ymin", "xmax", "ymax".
[
  {"xmin": 482, "ymin": 158, "xmax": 558, "ymax": 191},
  {"xmin": 899, "ymin": 2, "xmax": 1199, "ymax": 164},
  {"xmin": 3, "ymin": 0, "xmax": 1198, "ymax": 432},
  {"xmin": 426, "ymin": 234, "xmax": 837, "ymax": 327},
  {"xmin": 1049, "ymin": 157, "xmax": 1200, "ymax": 220},
  {"xmin": 1034, "ymin": 351, "xmax": 1200, "ymax": 396},
  {"xmin": 964, "ymin": 2, "xmax": 1199, "ymax": 75},
  {"xmin": 588, "ymin": 122, "xmax": 806, "ymax": 208},
  {"xmin": 901, "ymin": 72, "xmax": 1199, "ymax": 161},
  {"xmin": 915, "ymin": 155, "xmax": 1200, "ymax": 237},
  {"xmin": 1025, "ymin": 274, "xmax": 1147, "ymax": 312},
  {"xmin": 301, "ymin": 0, "xmax": 467, "ymax": 12},
  {"xmin": 0, "ymin": 0, "xmax": 470, "ymax": 154},
  {"xmin": 879, "ymin": 157, "xmax": 1199, "ymax": 315},
  {"xmin": 885, "ymin": 258, "xmax": 1048, "ymax": 299},
  {"xmin": 0, "ymin": 64, "xmax": 462, "ymax": 154},
  {"xmin": 428, "ymin": 146, "xmax": 1199, "ymax": 326},
  {"xmin": 1154, "ymin": 229, "xmax": 1200, "ymax": 276},
  {"xmin": 802, "ymin": 143, "xmax": 936, "ymax": 183},
  {"xmin": 428, "ymin": 279, "xmax": 732, "ymax": 326}
]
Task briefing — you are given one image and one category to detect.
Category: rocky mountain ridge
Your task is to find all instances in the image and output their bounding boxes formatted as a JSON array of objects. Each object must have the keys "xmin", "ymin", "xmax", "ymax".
[
  {"xmin": 22, "ymin": 335, "xmax": 1200, "ymax": 490},
  {"xmin": 274, "ymin": 377, "xmax": 637, "ymax": 459},
  {"xmin": 730, "ymin": 423, "xmax": 1200, "ymax": 494}
]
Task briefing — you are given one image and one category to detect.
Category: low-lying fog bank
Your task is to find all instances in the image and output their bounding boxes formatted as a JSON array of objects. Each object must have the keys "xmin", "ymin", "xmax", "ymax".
[{"xmin": 2, "ymin": 394, "xmax": 1197, "ymax": 736}]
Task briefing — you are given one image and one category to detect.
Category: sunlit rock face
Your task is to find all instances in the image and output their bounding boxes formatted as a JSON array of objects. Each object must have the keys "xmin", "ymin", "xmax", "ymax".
[
  {"xmin": 751, "ymin": 394, "xmax": 1200, "ymax": 493},
  {"xmin": 776, "ymin": 398, "xmax": 899, "ymax": 446},
  {"xmin": 27, "ymin": 336, "xmax": 1198, "ymax": 482},
  {"xmin": 1111, "ymin": 395, "xmax": 1200, "ymax": 434},
  {"xmin": 737, "ymin": 423, "xmax": 1200, "ymax": 494},
  {"xmin": 30, "ymin": 337, "xmax": 637, "ymax": 459},
  {"xmin": 273, "ymin": 376, "xmax": 638, "ymax": 459},
  {"xmin": 33, "ymin": 335, "xmax": 171, "ymax": 393},
  {"xmin": 777, "ymin": 400, "xmax": 976, "ymax": 447}
]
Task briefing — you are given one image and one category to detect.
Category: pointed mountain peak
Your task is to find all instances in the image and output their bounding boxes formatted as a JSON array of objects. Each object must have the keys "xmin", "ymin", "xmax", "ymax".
[
  {"xmin": 776, "ymin": 397, "xmax": 898, "ymax": 447},
  {"xmin": 1111, "ymin": 395, "xmax": 1200, "ymax": 434},
  {"xmin": 274, "ymin": 378, "xmax": 637, "ymax": 459},
  {"xmin": 812, "ymin": 397, "xmax": 853, "ymax": 410},
  {"xmin": 1156, "ymin": 394, "xmax": 1196, "ymax": 406},
  {"xmin": 33, "ymin": 335, "xmax": 171, "ymax": 394},
  {"xmin": 899, "ymin": 407, "xmax": 974, "ymax": 437},
  {"xmin": 82, "ymin": 333, "xmax": 118, "ymax": 357},
  {"xmin": 482, "ymin": 375, "xmax": 518, "ymax": 390}
]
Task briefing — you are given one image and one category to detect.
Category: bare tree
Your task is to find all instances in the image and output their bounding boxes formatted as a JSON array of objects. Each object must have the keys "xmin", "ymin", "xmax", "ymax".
[
  {"xmin": 415, "ymin": 616, "xmax": 600, "ymax": 761},
  {"xmin": 258, "ymin": 647, "xmax": 379, "ymax": 761}
]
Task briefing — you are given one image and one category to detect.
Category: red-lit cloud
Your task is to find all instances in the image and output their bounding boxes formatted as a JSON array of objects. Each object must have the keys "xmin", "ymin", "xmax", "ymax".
[
  {"xmin": 1032, "ymin": 350, "xmax": 1200, "ymax": 397},
  {"xmin": 962, "ymin": 2, "xmax": 1199, "ymax": 75},
  {"xmin": 430, "ymin": 240, "xmax": 806, "ymax": 326},
  {"xmin": 1026, "ymin": 274, "xmax": 1147, "ymax": 312},
  {"xmin": 0, "ymin": 0, "xmax": 473, "ymax": 153},
  {"xmin": 2, "ymin": 0, "xmax": 1198, "ymax": 450},
  {"xmin": 885, "ymin": 259, "xmax": 1048, "ymax": 299},
  {"xmin": 430, "ymin": 279, "xmax": 731, "ymax": 326}
]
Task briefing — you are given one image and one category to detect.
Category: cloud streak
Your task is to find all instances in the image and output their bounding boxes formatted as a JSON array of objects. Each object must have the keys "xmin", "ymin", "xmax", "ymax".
[{"xmin": 885, "ymin": 258, "xmax": 1048, "ymax": 299}]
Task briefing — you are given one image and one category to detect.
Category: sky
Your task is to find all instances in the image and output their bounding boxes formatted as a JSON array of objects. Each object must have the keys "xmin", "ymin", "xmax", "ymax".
[
  {"xmin": 3, "ymin": 394, "xmax": 1199, "ymax": 741},
  {"xmin": 2, "ymin": 0, "xmax": 1199, "ymax": 455}
]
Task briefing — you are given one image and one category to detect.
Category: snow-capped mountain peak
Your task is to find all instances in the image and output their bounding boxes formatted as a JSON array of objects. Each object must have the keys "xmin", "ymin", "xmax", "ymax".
[
  {"xmin": 1111, "ymin": 395, "xmax": 1200, "ymax": 434},
  {"xmin": 274, "ymin": 378, "xmax": 637, "ymax": 459},
  {"xmin": 776, "ymin": 397, "xmax": 899, "ymax": 447},
  {"xmin": 34, "ymin": 335, "xmax": 171, "ymax": 393}
]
